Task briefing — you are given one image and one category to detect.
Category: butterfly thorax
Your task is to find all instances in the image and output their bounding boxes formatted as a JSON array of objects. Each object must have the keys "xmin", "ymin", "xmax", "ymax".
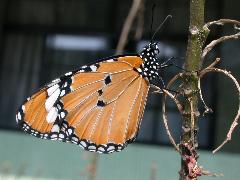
[{"xmin": 138, "ymin": 42, "xmax": 160, "ymax": 80}]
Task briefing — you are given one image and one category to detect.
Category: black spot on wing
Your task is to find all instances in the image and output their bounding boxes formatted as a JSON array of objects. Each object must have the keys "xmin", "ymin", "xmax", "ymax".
[
  {"xmin": 104, "ymin": 75, "xmax": 111, "ymax": 85},
  {"xmin": 97, "ymin": 100, "xmax": 106, "ymax": 107},
  {"xmin": 98, "ymin": 89, "xmax": 103, "ymax": 96},
  {"xmin": 84, "ymin": 66, "xmax": 92, "ymax": 72}
]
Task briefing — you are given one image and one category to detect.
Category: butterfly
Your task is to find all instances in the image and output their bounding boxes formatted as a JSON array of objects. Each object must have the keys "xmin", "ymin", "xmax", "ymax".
[{"xmin": 16, "ymin": 42, "xmax": 172, "ymax": 154}]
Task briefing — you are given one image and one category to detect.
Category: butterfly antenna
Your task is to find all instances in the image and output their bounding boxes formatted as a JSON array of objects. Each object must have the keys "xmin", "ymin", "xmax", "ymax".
[
  {"xmin": 150, "ymin": 4, "xmax": 156, "ymax": 42},
  {"xmin": 150, "ymin": 15, "xmax": 172, "ymax": 42}
]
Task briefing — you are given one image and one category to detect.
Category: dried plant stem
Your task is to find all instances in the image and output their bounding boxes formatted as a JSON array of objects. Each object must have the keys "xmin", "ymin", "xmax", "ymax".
[
  {"xmin": 204, "ymin": 19, "xmax": 240, "ymax": 28},
  {"xmin": 154, "ymin": 86, "xmax": 182, "ymax": 152},
  {"xmin": 162, "ymin": 89, "xmax": 181, "ymax": 152},
  {"xmin": 88, "ymin": 154, "xmax": 99, "ymax": 180},
  {"xmin": 161, "ymin": 73, "xmax": 183, "ymax": 150},
  {"xmin": 134, "ymin": 0, "xmax": 145, "ymax": 41},
  {"xmin": 189, "ymin": 99, "xmax": 196, "ymax": 144},
  {"xmin": 200, "ymin": 68, "xmax": 240, "ymax": 153},
  {"xmin": 202, "ymin": 32, "xmax": 240, "ymax": 60},
  {"xmin": 116, "ymin": 0, "xmax": 143, "ymax": 54},
  {"xmin": 197, "ymin": 78, "xmax": 213, "ymax": 115},
  {"xmin": 152, "ymin": 73, "xmax": 183, "ymax": 152},
  {"xmin": 202, "ymin": 170, "xmax": 224, "ymax": 177},
  {"xmin": 201, "ymin": 19, "xmax": 240, "ymax": 60},
  {"xmin": 150, "ymin": 161, "xmax": 157, "ymax": 180},
  {"xmin": 204, "ymin": 57, "xmax": 221, "ymax": 69},
  {"xmin": 198, "ymin": 58, "xmax": 220, "ymax": 114},
  {"xmin": 163, "ymin": 89, "xmax": 183, "ymax": 113}
]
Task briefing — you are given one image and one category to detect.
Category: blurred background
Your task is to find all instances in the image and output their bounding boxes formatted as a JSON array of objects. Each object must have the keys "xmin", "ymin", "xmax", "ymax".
[{"xmin": 0, "ymin": 0, "xmax": 239, "ymax": 179}]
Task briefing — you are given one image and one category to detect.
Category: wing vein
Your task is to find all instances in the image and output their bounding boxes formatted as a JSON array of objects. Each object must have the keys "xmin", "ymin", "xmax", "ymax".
[
  {"xmin": 132, "ymin": 84, "xmax": 150, "ymax": 139},
  {"xmin": 123, "ymin": 79, "xmax": 143, "ymax": 141},
  {"xmin": 89, "ymin": 107, "xmax": 104, "ymax": 140},
  {"xmin": 105, "ymin": 76, "xmax": 141, "ymax": 143},
  {"xmin": 71, "ymin": 69, "xmax": 133, "ymax": 94},
  {"xmin": 107, "ymin": 101, "xmax": 117, "ymax": 143},
  {"xmin": 106, "ymin": 75, "xmax": 139, "ymax": 105},
  {"xmin": 73, "ymin": 105, "xmax": 97, "ymax": 128},
  {"xmin": 67, "ymin": 73, "xmax": 137, "ymax": 113}
]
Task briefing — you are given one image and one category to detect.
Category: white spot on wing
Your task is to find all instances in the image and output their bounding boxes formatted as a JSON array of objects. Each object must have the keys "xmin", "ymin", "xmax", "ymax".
[
  {"xmin": 88, "ymin": 145, "xmax": 96, "ymax": 150},
  {"xmin": 60, "ymin": 90, "xmax": 66, "ymax": 97},
  {"xmin": 65, "ymin": 72, "xmax": 72, "ymax": 76},
  {"xmin": 80, "ymin": 141, "xmax": 87, "ymax": 148},
  {"xmin": 60, "ymin": 111, "xmax": 65, "ymax": 118},
  {"xmin": 71, "ymin": 137, "xmax": 78, "ymax": 142},
  {"xmin": 50, "ymin": 134, "xmax": 58, "ymax": 139},
  {"xmin": 48, "ymin": 79, "xmax": 60, "ymax": 87},
  {"xmin": 45, "ymin": 88, "xmax": 60, "ymax": 111},
  {"xmin": 46, "ymin": 107, "xmax": 58, "ymax": 123},
  {"xmin": 107, "ymin": 146, "xmax": 115, "ymax": 151},
  {"xmin": 63, "ymin": 82, "xmax": 68, "ymax": 87},
  {"xmin": 17, "ymin": 112, "xmax": 21, "ymax": 121},
  {"xmin": 22, "ymin": 105, "xmax": 25, "ymax": 112},
  {"xmin": 51, "ymin": 124, "xmax": 60, "ymax": 132},
  {"xmin": 106, "ymin": 59, "xmax": 114, "ymax": 62},
  {"xmin": 47, "ymin": 84, "xmax": 59, "ymax": 96},
  {"xmin": 52, "ymin": 78, "xmax": 60, "ymax": 83},
  {"xmin": 59, "ymin": 134, "xmax": 65, "ymax": 139},
  {"xmin": 90, "ymin": 65, "xmax": 97, "ymax": 72},
  {"xmin": 98, "ymin": 147, "xmax": 105, "ymax": 152},
  {"xmin": 67, "ymin": 128, "xmax": 73, "ymax": 134}
]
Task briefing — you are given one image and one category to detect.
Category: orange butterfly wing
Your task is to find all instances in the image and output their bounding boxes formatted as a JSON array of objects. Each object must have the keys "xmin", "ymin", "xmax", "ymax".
[{"xmin": 16, "ymin": 56, "xmax": 149, "ymax": 153}]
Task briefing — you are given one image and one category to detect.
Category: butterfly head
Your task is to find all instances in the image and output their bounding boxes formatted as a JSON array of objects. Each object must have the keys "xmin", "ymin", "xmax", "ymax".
[{"xmin": 139, "ymin": 42, "xmax": 160, "ymax": 80}]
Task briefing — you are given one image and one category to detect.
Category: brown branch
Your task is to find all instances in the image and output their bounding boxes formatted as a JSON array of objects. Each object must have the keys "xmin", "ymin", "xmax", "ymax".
[
  {"xmin": 201, "ymin": 19, "xmax": 240, "ymax": 60},
  {"xmin": 134, "ymin": 0, "xmax": 145, "ymax": 41},
  {"xmin": 152, "ymin": 83, "xmax": 182, "ymax": 152},
  {"xmin": 115, "ymin": 0, "xmax": 143, "ymax": 54},
  {"xmin": 204, "ymin": 19, "xmax": 240, "ymax": 28},
  {"xmin": 162, "ymin": 89, "xmax": 182, "ymax": 152},
  {"xmin": 150, "ymin": 161, "xmax": 157, "ymax": 180},
  {"xmin": 201, "ymin": 32, "xmax": 240, "ymax": 60},
  {"xmin": 189, "ymin": 99, "xmax": 196, "ymax": 143},
  {"xmin": 197, "ymin": 79, "xmax": 213, "ymax": 115},
  {"xmin": 199, "ymin": 68, "xmax": 240, "ymax": 153},
  {"xmin": 204, "ymin": 57, "xmax": 221, "ymax": 70},
  {"xmin": 198, "ymin": 58, "xmax": 220, "ymax": 114},
  {"xmin": 202, "ymin": 170, "xmax": 224, "ymax": 177},
  {"xmin": 88, "ymin": 154, "xmax": 99, "ymax": 180},
  {"xmin": 160, "ymin": 73, "xmax": 183, "ymax": 152}
]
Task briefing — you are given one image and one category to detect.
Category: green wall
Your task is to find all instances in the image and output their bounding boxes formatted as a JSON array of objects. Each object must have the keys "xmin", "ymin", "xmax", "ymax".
[{"xmin": 0, "ymin": 130, "xmax": 240, "ymax": 180}]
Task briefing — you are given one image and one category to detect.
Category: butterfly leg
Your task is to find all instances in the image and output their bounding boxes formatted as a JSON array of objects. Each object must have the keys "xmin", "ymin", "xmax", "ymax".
[
  {"xmin": 150, "ymin": 84, "xmax": 179, "ymax": 95},
  {"xmin": 161, "ymin": 57, "xmax": 175, "ymax": 66},
  {"xmin": 159, "ymin": 75, "xmax": 180, "ymax": 94},
  {"xmin": 150, "ymin": 84, "xmax": 162, "ymax": 93},
  {"xmin": 160, "ymin": 57, "xmax": 188, "ymax": 72},
  {"xmin": 151, "ymin": 74, "xmax": 178, "ymax": 94}
]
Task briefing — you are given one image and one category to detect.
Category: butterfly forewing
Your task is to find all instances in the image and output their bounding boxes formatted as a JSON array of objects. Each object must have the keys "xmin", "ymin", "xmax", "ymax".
[{"xmin": 16, "ymin": 55, "xmax": 150, "ymax": 153}]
